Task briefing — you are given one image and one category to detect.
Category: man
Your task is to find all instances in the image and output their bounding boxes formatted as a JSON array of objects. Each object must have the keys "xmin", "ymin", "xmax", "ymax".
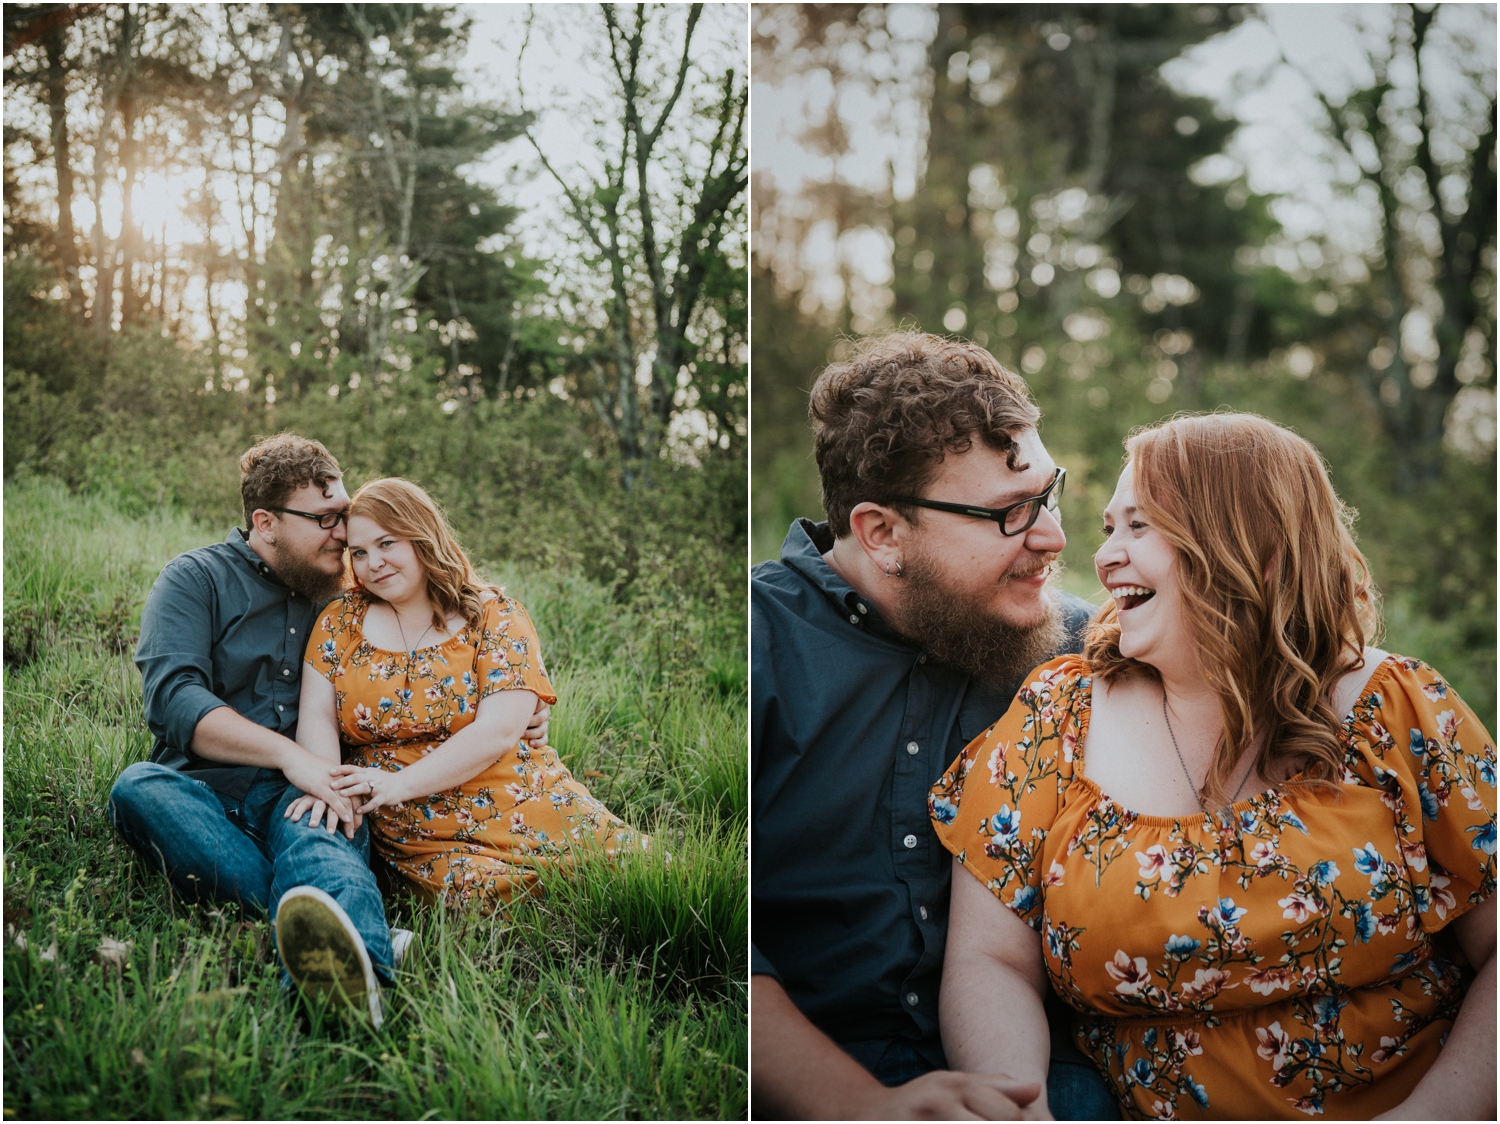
[
  {"xmin": 108, "ymin": 435, "xmax": 545, "ymax": 1022},
  {"xmin": 752, "ymin": 333, "xmax": 1117, "ymax": 1119}
]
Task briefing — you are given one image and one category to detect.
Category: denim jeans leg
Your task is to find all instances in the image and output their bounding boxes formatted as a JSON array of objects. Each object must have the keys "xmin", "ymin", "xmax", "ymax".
[
  {"xmin": 1047, "ymin": 1058, "xmax": 1122, "ymax": 1121},
  {"xmin": 106, "ymin": 761, "xmax": 274, "ymax": 912},
  {"xmin": 870, "ymin": 1039, "xmax": 938, "ymax": 1088},
  {"xmin": 260, "ymin": 780, "xmax": 393, "ymax": 984}
]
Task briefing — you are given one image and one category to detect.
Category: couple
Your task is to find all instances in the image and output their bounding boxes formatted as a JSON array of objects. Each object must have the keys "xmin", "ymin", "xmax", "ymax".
[
  {"xmin": 109, "ymin": 435, "xmax": 640, "ymax": 1025},
  {"xmin": 752, "ymin": 332, "xmax": 1495, "ymax": 1119}
]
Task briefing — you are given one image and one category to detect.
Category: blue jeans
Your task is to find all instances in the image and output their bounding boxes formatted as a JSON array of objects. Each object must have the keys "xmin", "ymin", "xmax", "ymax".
[
  {"xmin": 872, "ymin": 1039, "xmax": 1120, "ymax": 1120},
  {"xmin": 108, "ymin": 761, "xmax": 393, "ymax": 983}
]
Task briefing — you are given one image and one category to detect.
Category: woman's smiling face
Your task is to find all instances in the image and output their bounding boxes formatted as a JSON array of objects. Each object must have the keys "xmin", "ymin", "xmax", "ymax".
[
  {"xmin": 1094, "ymin": 465, "xmax": 1189, "ymax": 669},
  {"xmin": 347, "ymin": 514, "xmax": 426, "ymax": 606}
]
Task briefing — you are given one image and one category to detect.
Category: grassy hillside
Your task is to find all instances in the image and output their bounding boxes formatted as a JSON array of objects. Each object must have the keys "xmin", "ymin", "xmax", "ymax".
[{"xmin": 3, "ymin": 479, "xmax": 747, "ymax": 1119}]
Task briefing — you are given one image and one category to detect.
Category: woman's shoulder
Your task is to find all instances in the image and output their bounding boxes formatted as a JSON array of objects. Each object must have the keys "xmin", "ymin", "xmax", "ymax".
[
  {"xmin": 473, "ymin": 589, "xmax": 531, "ymax": 630},
  {"xmin": 1015, "ymin": 654, "xmax": 1093, "ymax": 707},
  {"xmin": 1346, "ymin": 651, "xmax": 1493, "ymax": 765},
  {"xmin": 1350, "ymin": 651, "xmax": 1460, "ymax": 718},
  {"xmin": 314, "ymin": 588, "xmax": 366, "ymax": 629}
]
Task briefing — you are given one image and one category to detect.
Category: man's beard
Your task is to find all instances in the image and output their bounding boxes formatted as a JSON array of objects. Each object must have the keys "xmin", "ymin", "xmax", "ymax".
[
  {"xmin": 271, "ymin": 540, "xmax": 347, "ymax": 605},
  {"xmin": 890, "ymin": 547, "xmax": 1066, "ymax": 688}
]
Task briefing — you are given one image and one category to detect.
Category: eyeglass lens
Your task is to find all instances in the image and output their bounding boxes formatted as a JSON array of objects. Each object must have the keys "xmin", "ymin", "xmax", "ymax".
[{"xmin": 1002, "ymin": 473, "xmax": 1063, "ymax": 535}]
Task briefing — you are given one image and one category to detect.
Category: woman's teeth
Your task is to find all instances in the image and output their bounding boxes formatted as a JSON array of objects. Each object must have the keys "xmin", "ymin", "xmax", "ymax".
[{"xmin": 1112, "ymin": 586, "xmax": 1156, "ymax": 611}]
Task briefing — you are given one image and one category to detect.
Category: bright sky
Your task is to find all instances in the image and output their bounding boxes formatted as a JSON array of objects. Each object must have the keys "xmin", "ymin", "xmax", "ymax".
[
  {"xmin": 459, "ymin": 3, "xmax": 749, "ymax": 264},
  {"xmin": 753, "ymin": 4, "xmax": 1496, "ymax": 275}
]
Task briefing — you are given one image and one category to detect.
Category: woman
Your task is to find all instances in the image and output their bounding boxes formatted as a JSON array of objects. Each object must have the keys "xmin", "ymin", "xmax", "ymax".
[
  {"xmin": 290, "ymin": 477, "xmax": 644, "ymax": 909},
  {"xmin": 930, "ymin": 414, "xmax": 1494, "ymax": 1119}
]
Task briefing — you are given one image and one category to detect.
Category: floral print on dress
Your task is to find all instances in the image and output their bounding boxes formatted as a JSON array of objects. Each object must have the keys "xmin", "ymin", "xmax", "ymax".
[
  {"xmin": 930, "ymin": 654, "xmax": 1495, "ymax": 1120},
  {"xmin": 306, "ymin": 588, "xmax": 643, "ymax": 910}
]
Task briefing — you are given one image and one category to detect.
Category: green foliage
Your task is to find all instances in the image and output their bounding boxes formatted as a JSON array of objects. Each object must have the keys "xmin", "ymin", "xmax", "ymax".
[
  {"xmin": 750, "ymin": 3, "xmax": 1495, "ymax": 737},
  {"xmin": 3, "ymin": 481, "xmax": 747, "ymax": 1120}
]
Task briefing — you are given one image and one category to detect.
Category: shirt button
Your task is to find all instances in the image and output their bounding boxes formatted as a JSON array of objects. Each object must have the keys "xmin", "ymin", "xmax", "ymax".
[
  {"xmin": 906, "ymin": 992, "xmax": 919, "ymax": 1006},
  {"xmin": 856, "ymin": 603, "xmax": 868, "ymax": 615},
  {"xmin": 903, "ymin": 833, "xmax": 918, "ymax": 849},
  {"xmin": 920, "ymin": 905, "xmax": 929, "ymax": 920},
  {"xmin": 290, "ymin": 628, "xmax": 296, "ymax": 634},
  {"xmin": 848, "ymin": 614, "xmax": 860, "ymax": 625},
  {"xmin": 918, "ymin": 654, "xmax": 928, "ymax": 664},
  {"xmin": 906, "ymin": 741, "xmax": 919, "ymax": 756},
  {"xmin": 282, "ymin": 669, "xmax": 291, "ymax": 675},
  {"xmin": 278, "ymin": 705, "xmax": 284, "ymax": 712}
]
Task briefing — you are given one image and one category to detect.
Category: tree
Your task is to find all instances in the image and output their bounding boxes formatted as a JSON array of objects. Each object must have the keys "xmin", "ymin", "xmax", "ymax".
[
  {"xmin": 520, "ymin": 3, "xmax": 747, "ymax": 476},
  {"xmin": 1282, "ymin": 3, "xmax": 1496, "ymax": 486}
]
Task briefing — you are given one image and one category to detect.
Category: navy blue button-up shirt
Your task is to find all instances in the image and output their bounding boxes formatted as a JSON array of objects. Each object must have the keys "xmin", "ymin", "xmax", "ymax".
[
  {"xmin": 136, "ymin": 528, "xmax": 322, "ymax": 799},
  {"xmin": 752, "ymin": 519, "xmax": 1093, "ymax": 1073}
]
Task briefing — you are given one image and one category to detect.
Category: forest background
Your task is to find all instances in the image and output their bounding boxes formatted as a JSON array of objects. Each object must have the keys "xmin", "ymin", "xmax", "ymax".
[
  {"xmin": 752, "ymin": 2, "xmax": 1496, "ymax": 732},
  {"xmin": 4, "ymin": 3, "xmax": 747, "ymax": 1118}
]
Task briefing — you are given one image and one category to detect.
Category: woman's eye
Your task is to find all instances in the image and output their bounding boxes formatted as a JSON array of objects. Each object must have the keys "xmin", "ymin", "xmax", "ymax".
[
  {"xmin": 1130, "ymin": 521, "xmax": 1147, "ymax": 531},
  {"xmin": 1099, "ymin": 525, "xmax": 1113, "ymax": 537}
]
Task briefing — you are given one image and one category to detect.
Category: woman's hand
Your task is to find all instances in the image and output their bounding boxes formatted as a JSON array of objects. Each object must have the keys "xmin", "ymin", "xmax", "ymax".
[{"xmin": 330, "ymin": 764, "xmax": 410, "ymax": 815}]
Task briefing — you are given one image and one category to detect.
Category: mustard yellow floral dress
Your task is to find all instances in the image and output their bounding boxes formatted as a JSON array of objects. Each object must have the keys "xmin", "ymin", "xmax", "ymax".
[
  {"xmin": 930, "ymin": 654, "xmax": 1496, "ymax": 1120},
  {"xmin": 305, "ymin": 588, "xmax": 643, "ymax": 909}
]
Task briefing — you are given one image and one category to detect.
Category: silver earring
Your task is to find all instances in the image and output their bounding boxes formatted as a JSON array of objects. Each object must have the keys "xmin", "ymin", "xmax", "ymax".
[{"xmin": 886, "ymin": 560, "xmax": 904, "ymax": 578}]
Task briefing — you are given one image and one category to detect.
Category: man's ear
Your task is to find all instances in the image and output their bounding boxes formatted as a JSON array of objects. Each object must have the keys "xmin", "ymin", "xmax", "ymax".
[
  {"xmin": 250, "ymin": 508, "xmax": 279, "ymax": 541},
  {"xmin": 847, "ymin": 501, "xmax": 908, "ymax": 576}
]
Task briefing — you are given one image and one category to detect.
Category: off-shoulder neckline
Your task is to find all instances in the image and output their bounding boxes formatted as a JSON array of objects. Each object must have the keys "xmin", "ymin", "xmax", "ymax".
[
  {"xmin": 1065, "ymin": 652, "xmax": 1403, "ymax": 828},
  {"xmin": 344, "ymin": 588, "xmax": 499, "ymax": 656}
]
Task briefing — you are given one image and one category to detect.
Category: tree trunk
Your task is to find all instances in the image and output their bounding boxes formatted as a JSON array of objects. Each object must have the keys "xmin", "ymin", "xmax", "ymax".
[
  {"xmin": 118, "ymin": 93, "xmax": 141, "ymax": 325},
  {"xmin": 41, "ymin": 20, "xmax": 82, "ymax": 313}
]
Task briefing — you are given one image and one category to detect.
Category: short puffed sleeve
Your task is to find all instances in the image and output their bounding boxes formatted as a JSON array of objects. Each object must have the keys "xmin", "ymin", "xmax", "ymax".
[
  {"xmin": 930, "ymin": 656, "xmax": 1089, "ymax": 930},
  {"xmin": 304, "ymin": 592, "xmax": 360, "ymax": 681},
  {"xmin": 1351, "ymin": 656, "xmax": 1496, "ymax": 931},
  {"xmin": 473, "ymin": 596, "xmax": 558, "ymax": 705}
]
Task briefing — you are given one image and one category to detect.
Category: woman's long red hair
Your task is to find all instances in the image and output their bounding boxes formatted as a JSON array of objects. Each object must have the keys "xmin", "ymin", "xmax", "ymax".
[
  {"xmin": 348, "ymin": 478, "xmax": 498, "ymax": 631},
  {"xmin": 1084, "ymin": 413, "xmax": 1381, "ymax": 807}
]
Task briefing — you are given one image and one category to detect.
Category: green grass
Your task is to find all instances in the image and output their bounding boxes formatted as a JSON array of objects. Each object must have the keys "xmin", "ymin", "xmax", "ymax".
[{"xmin": 3, "ymin": 477, "xmax": 748, "ymax": 1119}]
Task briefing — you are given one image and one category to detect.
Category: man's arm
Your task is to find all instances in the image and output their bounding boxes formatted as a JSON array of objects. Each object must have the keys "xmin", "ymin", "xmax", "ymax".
[
  {"xmin": 136, "ymin": 557, "xmax": 358, "ymax": 833},
  {"xmin": 753, "ymin": 974, "xmax": 1042, "ymax": 1120},
  {"xmin": 193, "ymin": 706, "xmax": 359, "ymax": 835}
]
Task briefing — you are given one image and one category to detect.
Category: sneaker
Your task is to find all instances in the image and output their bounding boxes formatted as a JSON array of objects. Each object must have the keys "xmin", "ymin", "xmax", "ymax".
[
  {"xmin": 276, "ymin": 886, "xmax": 383, "ymax": 1028},
  {"xmin": 391, "ymin": 927, "xmax": 415, "ymax": 970}
]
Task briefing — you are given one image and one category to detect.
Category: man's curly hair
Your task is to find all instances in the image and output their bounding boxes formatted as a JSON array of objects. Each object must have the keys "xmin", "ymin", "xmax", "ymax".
[
  {"xmin": 239, "ymin": 433, "xmax": 343, "ymax": 528},
  {"xmin": 809, "ymin": 332, "xmax": 1041, "ymax": 536}
]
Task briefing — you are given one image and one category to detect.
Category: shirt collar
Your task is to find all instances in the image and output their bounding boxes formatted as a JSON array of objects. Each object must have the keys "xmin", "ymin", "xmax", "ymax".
[
  {"xmin": 225, "ymin": 527, "xmax": 289, "ymax": 589},
  {"xmin": 779, "ymin": 518, "xmax": 908, "ymax": 644}
]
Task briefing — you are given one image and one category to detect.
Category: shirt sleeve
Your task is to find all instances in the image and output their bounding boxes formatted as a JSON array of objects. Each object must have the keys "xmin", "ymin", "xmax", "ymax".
[
  {"xmin": 135, "ymin": 556, "xmax": 229, "ymax": 753},
  {"xmin": 929, "ymin": 656, "xmax": 1087, "ymax": 931},
  {"xmin": 475, "ymin": 596, "xmax": 558, "ymax": 705},
  {"xmin": 303, "ymin": 596, "xmax": 353, "ymax": 681},
  {"xmin": 1361, "ymin": 658, "xmax": 1497, "ymax": 931},
  {"xmin": 750, "ymin": 942, "xmax": 781, "ymax": 981}
]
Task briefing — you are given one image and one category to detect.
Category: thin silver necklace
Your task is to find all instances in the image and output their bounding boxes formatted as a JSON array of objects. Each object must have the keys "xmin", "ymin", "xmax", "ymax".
[
  {"xmin": 393, "ymin": 605, "xmax": 435, "ymax": 655},
  {"xmin": 1161, "ymin": 687, "xmax": 1254, "ymax": 815}
]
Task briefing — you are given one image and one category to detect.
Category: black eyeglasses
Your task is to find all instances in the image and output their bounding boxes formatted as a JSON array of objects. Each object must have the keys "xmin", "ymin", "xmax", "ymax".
[
  {"xmin": 267, "ymin": 506, "xmax": 348, "ymax": 530},
  {"xmin": 892, "ymin": 467, "xmax": 1066, "ymax": 537}
]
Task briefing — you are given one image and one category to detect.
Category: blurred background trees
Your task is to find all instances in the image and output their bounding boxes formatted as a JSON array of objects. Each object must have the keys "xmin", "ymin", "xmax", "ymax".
[
  {"xmin": 4, "ymin": 3, "xmax": 747, "ymax": 621},
  {"xmin": 752, "ymin": 2, "xmax": 1495, "ymax": 725}
]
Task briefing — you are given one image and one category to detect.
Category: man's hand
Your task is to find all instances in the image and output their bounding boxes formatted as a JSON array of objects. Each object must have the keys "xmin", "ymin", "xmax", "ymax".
[
  {"xmin": 855, "ymin": 1071, "xmax": 1047, "ymax": 1121},
  {"xmin": 525, "ymin": 698, "xmax": 551, "ymax": 748},
  {"xmin": 279, "ymin": 750, "xmax": 361, "ymax": 838},
  {"xmin": 282, "ymin": 791, "xmax": 361, "ymax": 835}
]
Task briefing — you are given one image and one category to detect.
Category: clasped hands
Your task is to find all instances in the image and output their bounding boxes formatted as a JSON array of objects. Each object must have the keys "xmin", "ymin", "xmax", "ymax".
[{"xmin": 282, "ymin": 700, "xmax": 551, "ymax": 834}]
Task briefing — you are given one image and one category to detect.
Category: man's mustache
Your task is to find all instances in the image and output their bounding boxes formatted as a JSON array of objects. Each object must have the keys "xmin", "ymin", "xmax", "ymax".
[{"xmin": 1003, "ymin": 552, "xmax": 1059, "ymax": 584}]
